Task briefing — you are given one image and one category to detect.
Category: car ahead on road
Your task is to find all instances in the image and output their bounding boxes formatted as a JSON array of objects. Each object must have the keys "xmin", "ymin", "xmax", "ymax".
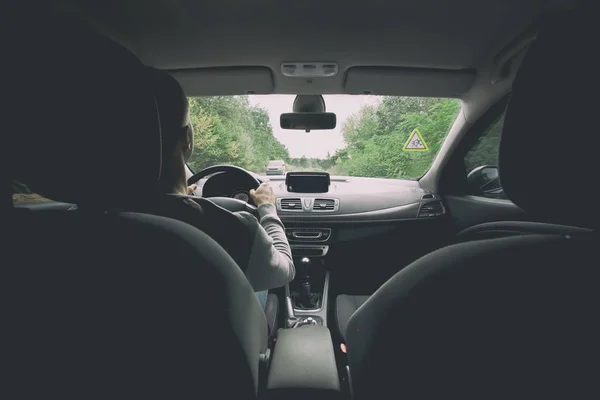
[{"xmin": 266, "ymin": 160, "xmax": 286, "ymax": 175}]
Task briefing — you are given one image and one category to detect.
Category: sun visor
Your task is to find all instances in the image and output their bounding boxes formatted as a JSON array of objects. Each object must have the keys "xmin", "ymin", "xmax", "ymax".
[
  {"xmin": 169, "ymin": 67, "xmax": 274, "ymax": 96},
  {"xmin": 344, "ymin": 67, "xmax": 476, "ymax": 97}
]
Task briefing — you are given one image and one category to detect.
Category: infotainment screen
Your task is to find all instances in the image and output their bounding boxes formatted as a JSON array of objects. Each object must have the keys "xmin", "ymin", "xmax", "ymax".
[{"xmin": 285, "ymin": 172, "xmax": 330, "ymax": 193}]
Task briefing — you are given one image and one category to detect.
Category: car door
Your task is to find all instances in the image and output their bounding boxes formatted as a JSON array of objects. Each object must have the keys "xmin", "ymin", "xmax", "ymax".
[{"xmin": 439, "ymin": 99, "xmax": 533, "ymax": 233}]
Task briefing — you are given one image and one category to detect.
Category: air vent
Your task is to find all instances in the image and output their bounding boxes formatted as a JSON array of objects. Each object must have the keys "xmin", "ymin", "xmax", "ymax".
[
  {"xmin": 422, "ymin": 193, "xmax": 434, "ymax": 199},
  {"xmin": 418, "ymin": 201, "xmax": 445, "ymax": 218},
  {"xmin": 280, "ymin": 198, "xmax": 302, "ymax": 210},
  {"xmin": 313, "ymin": 198, "xmax": 336, "ymax": 211}
]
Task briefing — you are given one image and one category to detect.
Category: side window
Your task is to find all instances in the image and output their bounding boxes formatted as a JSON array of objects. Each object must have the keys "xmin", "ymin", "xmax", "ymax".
[
  {"xmin": 464, "ymin": 113, "xmax": 507, "ymax": 199},
  {"xmin": 12, "ymin": 180, "xmax": 52, "ymax": 204}
]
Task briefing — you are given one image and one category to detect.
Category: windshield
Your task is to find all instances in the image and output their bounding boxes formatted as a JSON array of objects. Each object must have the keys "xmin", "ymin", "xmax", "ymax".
[{"xmin": 187, "ymin": 95, "xmax": 460, "ymax": 179}]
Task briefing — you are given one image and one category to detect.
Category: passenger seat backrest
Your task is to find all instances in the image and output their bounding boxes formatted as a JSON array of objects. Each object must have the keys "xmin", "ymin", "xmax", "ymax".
[
  {"xmin": 347, "ymin": 233, "xmax": 600, "ymax": 399},
  {"xmin": 456, "ymin": 221, "xmax": 591, "ymax": 242}
]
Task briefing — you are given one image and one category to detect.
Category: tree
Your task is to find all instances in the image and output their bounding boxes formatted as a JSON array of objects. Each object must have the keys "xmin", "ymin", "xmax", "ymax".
[
  {"xmin": 185, "ymin": 94, "xmax": 460, "ymax": 179},
  {"xmin": 333, "ymin": 97, "xmax": 461, "ymax": 178},
  {"xmin": 186, "ymin": 96, "xmax": 289, "ymax": 173}
]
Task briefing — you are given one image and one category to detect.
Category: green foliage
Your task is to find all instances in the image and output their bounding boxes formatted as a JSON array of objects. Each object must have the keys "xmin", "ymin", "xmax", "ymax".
[
  {"xmin": 464, "ymin": 115, "xmax": 504, "ymax": 172},
  {"xmin": 325, "ymin": 97, "xmax": 461, "ymax": 179},
  {"xmin": 187, "ymin": 96, "xmax": 290, "ymax": 173},
  {"xmin": 12, "ymin": 181, "xmax": 32, "ymax": 194},
  {"xmin": 287, "ymin": 157, "xmax": 335, "ymax": 172},
  {"xmin": 185, "ymin": 95, "xmax": 461, "ymax": 179}
]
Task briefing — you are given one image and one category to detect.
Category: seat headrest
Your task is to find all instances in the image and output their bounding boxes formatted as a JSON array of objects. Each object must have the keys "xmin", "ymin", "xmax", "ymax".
[
  {"xmin": 500, "ymin": 3, "xmax": 598, "ymax": 228},
  {"xmin": 7, "ymin": 16, "xmax": 161, "ymax": 206}
]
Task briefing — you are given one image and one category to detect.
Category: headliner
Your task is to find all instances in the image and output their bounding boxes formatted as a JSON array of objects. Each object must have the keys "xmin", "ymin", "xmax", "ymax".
[{"xmin": 60, "ymin": 0, "xmax": 571, "ymax": 98}]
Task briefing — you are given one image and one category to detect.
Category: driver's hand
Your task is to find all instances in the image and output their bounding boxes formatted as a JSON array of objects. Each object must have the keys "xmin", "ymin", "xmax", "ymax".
[
  {"xmin": 250, "ymin": 183, "xmax": 276, "ymax": 206},
  {"xmin": 187, "ymin": 184, "xmax": 198, "ymax": 196}
]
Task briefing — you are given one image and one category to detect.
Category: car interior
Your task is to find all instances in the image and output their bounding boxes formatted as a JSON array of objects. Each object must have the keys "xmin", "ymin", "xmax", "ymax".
[{"xmin": 4, "ymin": 0, "xmax": 599, "ymax": 399}]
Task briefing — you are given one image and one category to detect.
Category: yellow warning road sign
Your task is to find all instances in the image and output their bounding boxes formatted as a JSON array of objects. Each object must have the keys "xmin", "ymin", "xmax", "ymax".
[{"xmin": 403, "ymin": 129, "xmax": 428, "ymax": 152}]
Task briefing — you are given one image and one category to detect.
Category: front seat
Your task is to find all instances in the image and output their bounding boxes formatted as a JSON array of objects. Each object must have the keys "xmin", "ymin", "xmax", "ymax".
[
  {"xmin": 337, "ymin": 220, "xmax": 591, "ymax": 344},
  {"xmin": 336, "ymin": 295, "xmax": 369, "ymax": 342},
  {"xmin": 345, "ymin": 5, "xmax": 600, "ymax": 400},
  {"xmin": 3, "ymin": 17, "xmax": 267, "ymax": 398},
  {"xmin": 456, "ymin": 220, "xmax": 591, "ymax": 242}
]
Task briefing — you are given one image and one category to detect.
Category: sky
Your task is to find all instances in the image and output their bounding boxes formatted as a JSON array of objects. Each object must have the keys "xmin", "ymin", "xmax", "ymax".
[{"xmin": 248, "ymin": 95, "xmax": 381, "ymax": 158}]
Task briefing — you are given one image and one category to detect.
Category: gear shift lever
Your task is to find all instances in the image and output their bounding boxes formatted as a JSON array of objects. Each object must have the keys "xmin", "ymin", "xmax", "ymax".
[
  {"xmin": 287, "ymin": 257, "xmax": 323, "ymax": 327},
  {"xmin": 298, "ymin": 257, "xmax": 312, "ymax": 307}
]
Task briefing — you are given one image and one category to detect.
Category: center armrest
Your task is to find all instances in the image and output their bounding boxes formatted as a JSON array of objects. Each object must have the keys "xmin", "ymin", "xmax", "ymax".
[{"xmin": 266, "ymin": 326, "xmax": 342, "ymax": 400}]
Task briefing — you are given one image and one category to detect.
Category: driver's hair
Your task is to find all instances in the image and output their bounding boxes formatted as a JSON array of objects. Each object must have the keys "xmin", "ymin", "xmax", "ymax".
[{"xmin": 146, "ymin": 67, "xmax": 190, "ymax": 153}]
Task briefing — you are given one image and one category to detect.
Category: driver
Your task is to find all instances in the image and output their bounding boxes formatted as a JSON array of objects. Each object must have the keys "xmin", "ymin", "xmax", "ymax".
[{"xmin": 147, "ymin": 67, "xmax": 295, "ymax": 308}]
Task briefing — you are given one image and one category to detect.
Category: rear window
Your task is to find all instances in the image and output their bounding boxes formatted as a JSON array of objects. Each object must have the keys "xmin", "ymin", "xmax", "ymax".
[{"xmin": 267, "ymin": 161, "xmax": 284, "ymax": 167}]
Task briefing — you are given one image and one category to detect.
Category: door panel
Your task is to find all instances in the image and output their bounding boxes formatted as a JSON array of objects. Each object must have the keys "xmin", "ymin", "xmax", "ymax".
[
  {"xmin": 441, "ymin": 105, "xmax": 537, "ymax": 234},
  {"xmin": 14, "ymin": 201, "xmax": 74, "ymax": 211},
  {"xmin": 445, "ymin": 195, "xmax": 529, "ymax": 231}
]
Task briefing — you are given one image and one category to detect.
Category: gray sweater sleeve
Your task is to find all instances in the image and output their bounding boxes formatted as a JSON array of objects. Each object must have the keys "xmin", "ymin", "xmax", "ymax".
[{"xmin": 239, "ymin": 203, "xmax": 295, "ymax": 292}]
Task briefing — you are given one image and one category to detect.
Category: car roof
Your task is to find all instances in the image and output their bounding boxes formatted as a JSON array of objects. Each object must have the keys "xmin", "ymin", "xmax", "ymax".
[{"xmin": 60, "ymin": 0, "xmax": 573, "ymax": 118}]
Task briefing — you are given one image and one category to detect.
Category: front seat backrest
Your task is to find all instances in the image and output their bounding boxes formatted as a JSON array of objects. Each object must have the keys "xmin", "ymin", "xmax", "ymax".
[
  {"xmin": 4, "ymin": 212, "xmax": 267, "ymax": 398},
  {"xmin": 3, "ymin": 15, "xmax": 266, "ymax": 398},
  {"xmin": 345, "ymin": 4, "xmax": 600, "ymax": 399}
]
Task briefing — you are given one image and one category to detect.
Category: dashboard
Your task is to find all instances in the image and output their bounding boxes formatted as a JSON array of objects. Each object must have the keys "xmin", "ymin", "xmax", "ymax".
[
  {"xmin": 267, "ymin": 175, "xmax": 445, "ymax": 223},
  {"xmin": 195, "ymin": 172, "xmax": 447, "ymax": 223},
  {"xmin": 194, "ymin": 171, "xmax": 448, "ymax": 260}
]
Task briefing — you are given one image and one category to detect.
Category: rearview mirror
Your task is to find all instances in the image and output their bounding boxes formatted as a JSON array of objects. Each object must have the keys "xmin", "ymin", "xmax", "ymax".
[{"xmin": 280, "ymin": 112, "xmax": 336, "ymax": 131}]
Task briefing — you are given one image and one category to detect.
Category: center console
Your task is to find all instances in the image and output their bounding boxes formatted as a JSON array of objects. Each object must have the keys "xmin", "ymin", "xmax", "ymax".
[
  {"xmin": 264, "ymin": 172, "xmax": 341, "ymax": 399},
  {"xmin": 265, "ymin": 326, "xmax": 342, "ymax": 400},
  {"xmin": 268, "ymin": 241, "xmax": 340, "ymax": 399},
  {"xmin": 268, "ymin": 256, "xmax": 340, "ymax": 399},
  {"xmin": 287, "ymin": 256, "xmax": 329, "ymax": 325},
  {"xmin": 284, "ymin": 226, "xmax": 331, "ymax": 329}
]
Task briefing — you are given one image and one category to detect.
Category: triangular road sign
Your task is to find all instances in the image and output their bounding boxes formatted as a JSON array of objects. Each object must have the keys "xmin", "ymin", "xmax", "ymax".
[{"xmin": 403, "ymin": 129, "xmax": 428, "ymax": 151}]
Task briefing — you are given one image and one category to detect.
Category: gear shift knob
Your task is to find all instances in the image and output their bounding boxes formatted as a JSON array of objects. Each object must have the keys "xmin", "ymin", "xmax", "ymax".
[{"xmin": 299, "ymin": 257, "xmax": 311, "ymax": 279}]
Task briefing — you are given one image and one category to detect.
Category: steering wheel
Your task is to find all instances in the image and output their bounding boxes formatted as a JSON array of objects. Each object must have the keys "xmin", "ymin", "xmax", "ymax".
[{"xmin": 187, "ymin": 165, "xmax": 261, "ymax": 215}]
